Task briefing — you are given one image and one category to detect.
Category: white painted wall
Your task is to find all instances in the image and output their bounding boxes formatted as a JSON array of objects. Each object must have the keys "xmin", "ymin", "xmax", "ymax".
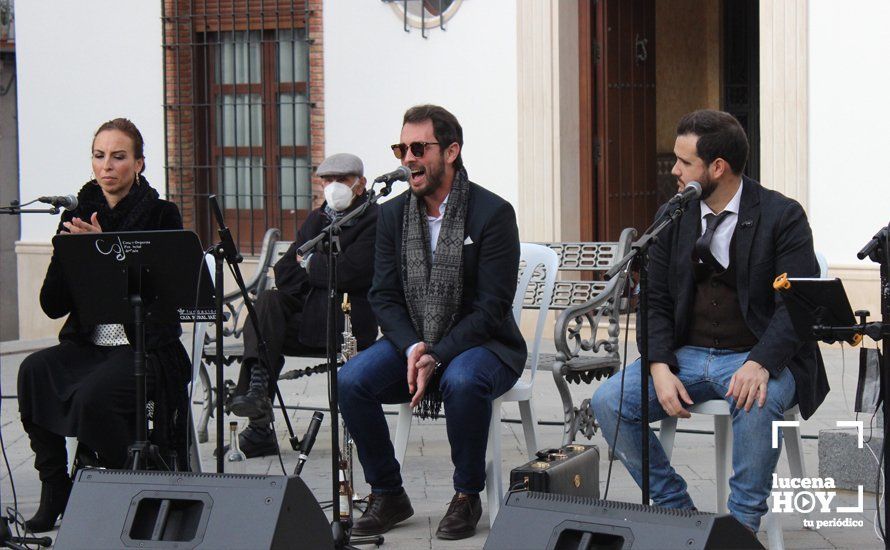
[
  {"xmin": 323, "ymin": 0, "xmax": 519, "ymax": 207},
  {"xmin": 15, "ymin": 0, "xmax": 164, "ymax": 242},
  {"xmin": 809, "ymin": 0, "xmax": 890, "ymax": 266}
]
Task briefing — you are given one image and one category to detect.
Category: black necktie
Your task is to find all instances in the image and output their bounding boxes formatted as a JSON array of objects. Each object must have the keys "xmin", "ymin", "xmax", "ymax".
[{"xmin": 694, "ymin": 211, "xmax": 732, "ymax": 271}]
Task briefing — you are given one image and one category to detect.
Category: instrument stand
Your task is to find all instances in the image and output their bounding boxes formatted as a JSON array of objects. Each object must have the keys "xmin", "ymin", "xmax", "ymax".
[
  {"xmin": 607, "ymin": 203, "xmax": 690, "ymax": 505},
  {"xmin": 208, "ymin": 197, "xmax": 301, "ymax": 473},
  {"xmin": 777, "ymin": 222, "xmax": 890, "ymax": 549},
  {"xmin": 125, "ymin": 293, "xmax": 164, "ymax": 470},
  {"xmin": 298, "ymin": 189, "xmax": 388, "ymax": 549}
]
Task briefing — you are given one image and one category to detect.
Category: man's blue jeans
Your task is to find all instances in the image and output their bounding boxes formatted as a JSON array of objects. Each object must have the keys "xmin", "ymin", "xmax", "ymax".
[
  {"xmin": 590, "ymin": 346, "xmax": 797, "ymax": 532},
  {"xmin": 338, "ymin": 338, "xmax": 518, "ymax": 495}
]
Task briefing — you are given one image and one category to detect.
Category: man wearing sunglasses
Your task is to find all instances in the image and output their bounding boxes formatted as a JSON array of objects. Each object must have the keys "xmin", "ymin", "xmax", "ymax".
[
  {"xmin": 339, "ymin": 105, "xmax": 525, "ymax": 540},
  {"xmin": 226, "ymin": 153, "xmax": 379, "ymax": 457}
]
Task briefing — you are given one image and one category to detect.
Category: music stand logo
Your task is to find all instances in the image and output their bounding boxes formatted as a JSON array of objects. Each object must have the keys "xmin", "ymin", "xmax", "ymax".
[{"xmin": 95, "ymin": 236, "xmax": 151, "ymax": 262}]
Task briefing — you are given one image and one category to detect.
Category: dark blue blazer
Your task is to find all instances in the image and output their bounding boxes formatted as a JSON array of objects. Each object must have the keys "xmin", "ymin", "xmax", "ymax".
[
  {"xmin": 644, "ymin": 176, "xmax": 829, "ymax": 419},
  {"xmin": 369, "ymin": 181, "xmax": 527, "ymax": 375}
]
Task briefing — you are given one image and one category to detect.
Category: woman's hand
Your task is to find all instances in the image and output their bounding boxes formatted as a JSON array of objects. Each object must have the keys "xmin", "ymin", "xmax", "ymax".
[{"xmin": 61, "ymin": 212, "xmax": 103, "ymax": 234}]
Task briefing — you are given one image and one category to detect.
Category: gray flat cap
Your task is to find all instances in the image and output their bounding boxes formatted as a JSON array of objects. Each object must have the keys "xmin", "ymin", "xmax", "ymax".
[{"xmin": 317, "ymin": 153, "xmax": 364, "ymax": 177}]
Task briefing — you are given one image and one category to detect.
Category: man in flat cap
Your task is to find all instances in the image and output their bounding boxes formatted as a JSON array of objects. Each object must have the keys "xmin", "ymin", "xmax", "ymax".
[{"xmin": 228, "ymin": 153, "xmax": 379, "ymax": 456}]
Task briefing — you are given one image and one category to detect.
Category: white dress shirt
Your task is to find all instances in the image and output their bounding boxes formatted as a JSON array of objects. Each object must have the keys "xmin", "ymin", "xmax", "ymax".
[
  {"xmin": 427, "ymin": 193, "xmax": 449, "ymax": 258},
  {"xmin": 699, "ymin": 181, "xmax": 743, "ymax": 270}
]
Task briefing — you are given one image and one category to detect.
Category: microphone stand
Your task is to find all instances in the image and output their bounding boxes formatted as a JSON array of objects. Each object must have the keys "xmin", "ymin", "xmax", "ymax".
[
  {"xmin": 207, "ymin": 197, "xmax": 300, "ymax": 473},
  {"xmin": 297, "ymin": 184, "xmax": 391, "ymax": 550},
  {"xmin": 857, "ymin": 222, "xmax": 890, "ymax": 548},
  {"xmin": 606, "ymin": 201, "xmax": 691, "ymax": 506},
  {"xmin": 0, "ymin": 200, "xmax": 59, "ymax": 215},
  {"xmin": 805, "ymin": 222, "xmax": 890, "ymax": 549}
]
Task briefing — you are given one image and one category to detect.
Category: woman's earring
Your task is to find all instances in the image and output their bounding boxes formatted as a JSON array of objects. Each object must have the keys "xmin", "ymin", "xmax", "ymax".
[{"xmin": 134, "ymin": 172, "xmax": 140, "ymax": 185}]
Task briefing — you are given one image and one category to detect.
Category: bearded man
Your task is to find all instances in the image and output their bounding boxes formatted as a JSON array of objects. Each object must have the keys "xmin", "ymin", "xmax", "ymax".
[
  {"xmin": 591, "ymin": 110, "xmax": 828, "ymax": 535},
  {"xmin": 338, "ymin": 104, "xmax": 525, "ymax": 541}
]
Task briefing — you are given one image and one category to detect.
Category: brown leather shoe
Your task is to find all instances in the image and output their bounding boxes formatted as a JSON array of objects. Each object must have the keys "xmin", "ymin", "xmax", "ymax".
[
  {"xmin": 351, "ymin": 491, "xmax": 414, "ymax": 536},
  {"xmin": 435, "ymin": 492, "xmax": 482, "ymax": 540}
]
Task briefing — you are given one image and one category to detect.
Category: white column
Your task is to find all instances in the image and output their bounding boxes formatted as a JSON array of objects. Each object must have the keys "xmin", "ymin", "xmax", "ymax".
[
  {"xmin": 516, "ymin": 0, "xmax": 579, "ymax": 242},
  {"xmin": 759, "ymin": 0, "xmax": 808, "ymax": 208}
]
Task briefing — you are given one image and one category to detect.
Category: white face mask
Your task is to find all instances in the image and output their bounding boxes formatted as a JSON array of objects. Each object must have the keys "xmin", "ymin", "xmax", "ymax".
[{"xmin": 324, "ymin": 180, "xmax": 357, "ymax": 211}]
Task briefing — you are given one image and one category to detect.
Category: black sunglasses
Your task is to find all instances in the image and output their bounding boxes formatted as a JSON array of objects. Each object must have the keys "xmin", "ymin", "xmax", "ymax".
[{"xmin": 390, "ymin": 141, "xmax": 441, "ymax": 159}]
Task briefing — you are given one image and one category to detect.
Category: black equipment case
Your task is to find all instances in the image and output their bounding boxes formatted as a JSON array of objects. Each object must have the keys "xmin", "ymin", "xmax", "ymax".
[{"xmin": 509, "ymin": 444, "xmax": 600, "ymax": 499}]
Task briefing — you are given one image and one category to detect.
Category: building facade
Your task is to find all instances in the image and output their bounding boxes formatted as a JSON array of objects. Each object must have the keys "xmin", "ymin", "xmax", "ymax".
[{"xmin": 10, "ymin": 0, "xmax": 888, "ymax": 339}]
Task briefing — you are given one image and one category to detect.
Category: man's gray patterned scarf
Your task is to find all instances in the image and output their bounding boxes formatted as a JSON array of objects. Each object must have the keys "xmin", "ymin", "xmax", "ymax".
[{"xmin": 401, "ymin": 167, "xmax": 469, "ymax": 418}]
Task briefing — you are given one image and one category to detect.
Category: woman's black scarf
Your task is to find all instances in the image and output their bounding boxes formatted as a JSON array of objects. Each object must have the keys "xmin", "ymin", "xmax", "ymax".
[{"xmin": 69, "ymin": 174, "xmax": 158, "ymax": 232}]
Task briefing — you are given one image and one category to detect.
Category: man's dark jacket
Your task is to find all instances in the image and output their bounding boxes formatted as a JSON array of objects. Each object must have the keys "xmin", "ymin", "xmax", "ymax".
[
  {"xmin": 273, "ymin": 194, "xmax": 378, "ymax": 349},
  {"xmin": 369, "ymin": 182, "xmax": 527, "ymax": 374},
  {"xmin": 644, "ymin": 176, "xmax": 829, "ymax": 419}
]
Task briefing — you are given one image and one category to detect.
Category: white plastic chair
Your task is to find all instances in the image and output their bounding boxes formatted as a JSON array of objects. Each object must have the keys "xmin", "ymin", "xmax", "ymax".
[
  {"xmin": 392, "ymin": 242, "xmax": 559, "ymax": 525},
  {"xmin": 658, "ymin": 403, "xmax": 805, "ymax": 549},
  {"xmin": 655, "ymin": 253, "xmax": 827, "ymax": 549}
]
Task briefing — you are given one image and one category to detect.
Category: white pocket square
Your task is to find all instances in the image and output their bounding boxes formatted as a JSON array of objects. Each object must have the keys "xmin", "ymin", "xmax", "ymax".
[{"xmin": 464, "ymin": 236, "xmax": 474, "ymax": 245}]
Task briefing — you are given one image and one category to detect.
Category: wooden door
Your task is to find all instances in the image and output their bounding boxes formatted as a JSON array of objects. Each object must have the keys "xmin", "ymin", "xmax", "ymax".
[{"xmin": 581, "ymin": 0, "xmax": 657, "ymax": 242}]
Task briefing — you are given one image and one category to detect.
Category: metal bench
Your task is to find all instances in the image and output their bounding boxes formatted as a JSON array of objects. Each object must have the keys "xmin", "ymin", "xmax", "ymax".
[
  {"xmin": 195, "ymin": 228, "xmax": 327, "ymax": 443},
  {"xmin": 195, "ymin": 227, "xmax": 636, "ymax": 447},
  {"xmin": 529, "ymin": 229, "xmax": 636, "ymax": 445}
]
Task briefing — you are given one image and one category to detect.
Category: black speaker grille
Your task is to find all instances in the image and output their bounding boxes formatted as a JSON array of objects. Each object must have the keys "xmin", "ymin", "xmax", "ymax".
[
  {"xmin": 79, "ymin": 469, "xmax": 276, "ymax": 481},
  {"xmin": 524, "ymin": 491, "xmax": 711, "ymax": 518}
]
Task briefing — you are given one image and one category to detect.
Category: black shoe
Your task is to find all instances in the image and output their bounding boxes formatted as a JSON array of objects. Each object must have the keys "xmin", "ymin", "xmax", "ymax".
[
  {"xmin": 25, "ymin": 476, "xmax": 73, "ymax": 533},
  {"xmin": 239, "ymin": 424, "xmax": 278, "ymax": 458},
  {"xmin": 435, "ymin": 492, "xmax": 482, "ymax": 540},
  {"xmin": 213, "ymin": 424, "xmax": 279, "ymax": 459},
  {"xmin": 351, "ymin": 491, "xmax": 414, "ymax": 536},
  {"xmin": 230, "ymin": 361, "xmax": 273, "ymax": 419},
  {"xmin": 228, "ymin": 391, "xmax": 272, "ymax": 421}
]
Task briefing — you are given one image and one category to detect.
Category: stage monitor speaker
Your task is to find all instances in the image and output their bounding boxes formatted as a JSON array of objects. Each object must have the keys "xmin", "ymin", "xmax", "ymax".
[
  {"xmin": 484, "ymin": 491, "xmax": 763, "ymax": 550},
  {"xmin": 54, "ymin": 469, "xmax": 334, "ymax": 550}
]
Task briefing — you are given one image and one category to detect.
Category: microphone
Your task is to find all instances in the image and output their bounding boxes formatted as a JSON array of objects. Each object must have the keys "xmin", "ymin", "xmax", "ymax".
[
  {"xmin": 373, "ymin": 165, "xmax": 411, "ymax": 184},
  {"xmin": 294, "ymin": 411, "xmax": 324, "ymax": 476},
  {"xmin": 857, "ymin": 225, "xmax": 888, "ymax": 260},
  {"xmin": 667, "ymin": 181, "xmax": 702, "ymax": 206},
  {"xmin": 374, "ymin": 166, "xmax": 411, "ymax": 197},
  {"xmin": 37, "ymin": 195, "xmax": 78, "ymax": 211}
]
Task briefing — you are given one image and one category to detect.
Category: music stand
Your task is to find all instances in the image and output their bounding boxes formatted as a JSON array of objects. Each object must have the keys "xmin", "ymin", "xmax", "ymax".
[
  {"xmin": 773, "ymin": 274, "xmax": 860, "ymax": 345},
  {"xmin": 52, "ymin": 230, "xmax": 215, "ymax": 470}
]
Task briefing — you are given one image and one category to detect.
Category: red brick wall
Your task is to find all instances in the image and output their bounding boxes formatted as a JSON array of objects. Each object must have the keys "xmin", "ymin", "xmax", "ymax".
[
  {"xmin": 308, "ymin": 0, "xmax": 325, "ymax": 208},
  {"xmin": 162, "ymin": 0, "xmax": 324, "ymax": 251}
]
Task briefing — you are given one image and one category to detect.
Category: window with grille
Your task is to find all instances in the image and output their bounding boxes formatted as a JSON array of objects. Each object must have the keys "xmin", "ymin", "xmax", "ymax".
[{"xmin": 163, "ymin": 2, "xmax": 319, "ymax": 254}]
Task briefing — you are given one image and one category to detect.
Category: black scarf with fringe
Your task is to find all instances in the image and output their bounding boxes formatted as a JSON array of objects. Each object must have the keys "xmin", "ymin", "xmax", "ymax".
[{"xmin": 401, "ymin": 167, "xmax": 470, "ymax": 419}]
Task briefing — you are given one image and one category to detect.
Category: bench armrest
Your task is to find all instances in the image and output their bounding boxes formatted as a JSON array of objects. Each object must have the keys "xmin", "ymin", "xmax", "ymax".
[
  {"xmin": 552, "ymin": 224, "xmax": 635, "ymax": 365},
  {"xmin": 204, "ymin": 228, "xmax": 281, "ymax": 342},
  {"xmin": 553, "ymin": 272, "xmax": 628, "ymax": 364}
]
